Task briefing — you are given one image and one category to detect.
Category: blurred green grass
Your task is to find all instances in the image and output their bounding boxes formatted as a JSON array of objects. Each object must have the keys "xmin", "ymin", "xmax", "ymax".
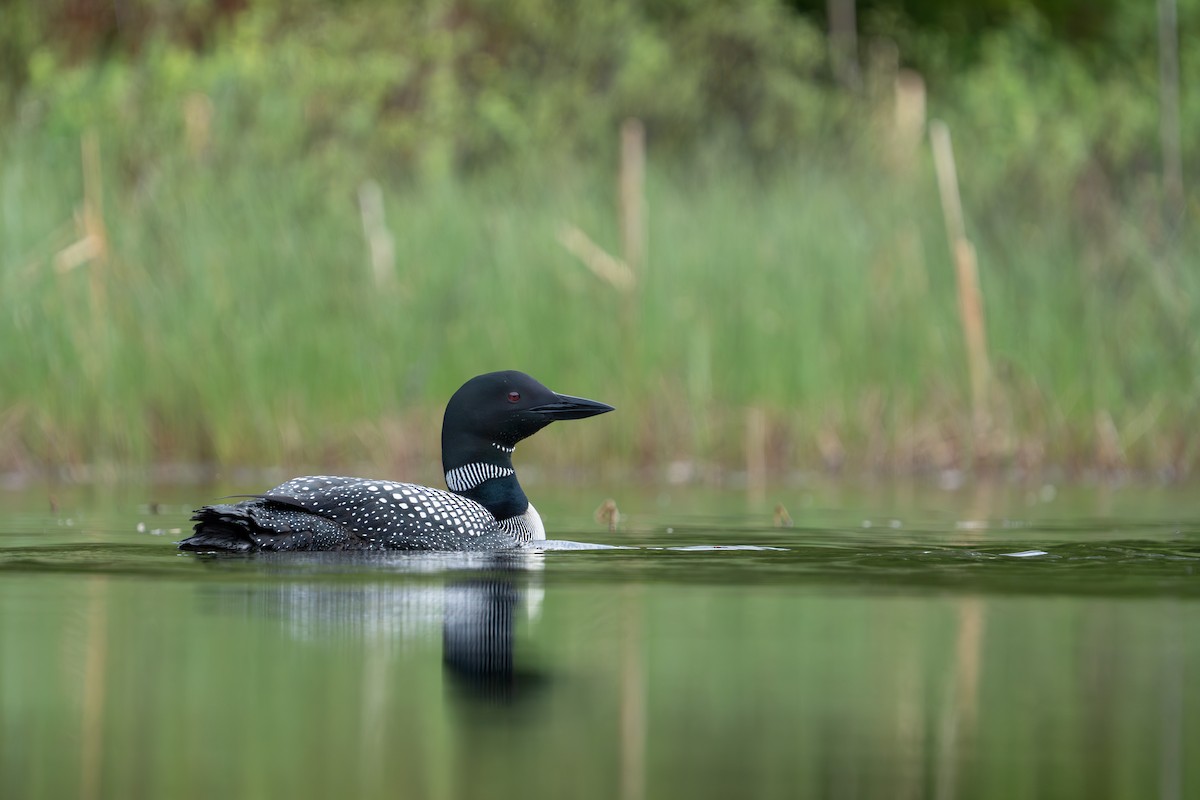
[{"xmin": 3, "ymin": 131, "xmax": 1196, "ymax": 476}]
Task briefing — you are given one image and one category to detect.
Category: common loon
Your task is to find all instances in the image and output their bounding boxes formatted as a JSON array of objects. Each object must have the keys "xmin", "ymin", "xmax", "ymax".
[{"xmin": 179, "ymin": 371, "xmax": 613, "ymax": 553}]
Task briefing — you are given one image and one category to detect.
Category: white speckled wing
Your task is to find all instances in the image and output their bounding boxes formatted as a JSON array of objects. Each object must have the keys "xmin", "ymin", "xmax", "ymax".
[{"xmin": 263, "ymin": 475, "xmax": 509, "ymax": 550}]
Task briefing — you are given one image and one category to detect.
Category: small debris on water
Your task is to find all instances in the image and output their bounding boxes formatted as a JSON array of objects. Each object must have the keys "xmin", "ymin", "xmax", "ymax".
[
  {"xmin": 594, "ymin": 498, "xmax": 621, "ymax": 532},
  {"xmin": 1003, "ymin": 549, "xmax": 1048, "ymax": 558}
]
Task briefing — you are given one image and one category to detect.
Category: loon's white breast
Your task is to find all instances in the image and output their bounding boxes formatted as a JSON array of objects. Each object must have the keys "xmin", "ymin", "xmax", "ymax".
[{"xmin": 522, "ymin": 503, "xmax": 546, "ymax": 541}]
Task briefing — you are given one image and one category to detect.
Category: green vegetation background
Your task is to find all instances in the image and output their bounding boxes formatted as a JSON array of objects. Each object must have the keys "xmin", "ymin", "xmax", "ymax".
[{"xmin": 0, "ymin": 0, "xmax": 1197, "ymax": 478}]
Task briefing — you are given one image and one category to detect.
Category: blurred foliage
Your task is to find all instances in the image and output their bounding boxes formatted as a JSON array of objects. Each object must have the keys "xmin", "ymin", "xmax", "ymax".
[
  {"xmin": 3, "ymin": 0, "xmax": 840, "ymax": 176},
  {"xmin": 2, "ymin": 0, "xmax": 1195, "ymax": 190}
]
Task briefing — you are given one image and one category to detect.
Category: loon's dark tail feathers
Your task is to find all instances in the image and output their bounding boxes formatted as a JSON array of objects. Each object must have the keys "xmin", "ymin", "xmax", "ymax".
[
  {"xmin": 179, "ymin": 501, "xmax": 350, "ymax": 553},
  {"xmin": 179, "ymin": 505, "xmax": 259, "ymax": 552}
]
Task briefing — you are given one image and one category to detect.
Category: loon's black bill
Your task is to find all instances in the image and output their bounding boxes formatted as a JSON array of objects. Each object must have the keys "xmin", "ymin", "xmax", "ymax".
[{"xmin": 529, "ymin": 393, "xmax": 614, "ymax": 420}]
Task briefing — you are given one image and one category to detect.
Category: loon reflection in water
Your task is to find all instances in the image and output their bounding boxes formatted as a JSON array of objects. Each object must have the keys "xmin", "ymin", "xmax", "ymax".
[{"xmin": 196, "ymin": 551, "xmax": 548, "ymax": 704}]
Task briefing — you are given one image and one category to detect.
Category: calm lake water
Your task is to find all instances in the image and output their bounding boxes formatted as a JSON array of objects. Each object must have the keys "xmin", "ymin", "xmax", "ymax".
[{"xmin": 1, "ymin": 480, "xmax": 1198, "ymax": 800}]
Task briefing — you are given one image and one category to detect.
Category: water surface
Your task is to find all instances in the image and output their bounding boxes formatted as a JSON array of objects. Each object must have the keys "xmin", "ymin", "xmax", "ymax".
[{"xmin": 1, "ymin": 481, "xmax": 1197, "ymax": 799}]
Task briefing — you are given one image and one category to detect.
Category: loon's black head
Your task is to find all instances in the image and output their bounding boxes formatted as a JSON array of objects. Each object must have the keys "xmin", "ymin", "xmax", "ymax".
[
  {"xmin": 440, "ymin": 371, "xmax": 612, "ymax": 524},
  {"xmin": 442, "ymin": 370, "xmax": 613, "ymax": 454}
]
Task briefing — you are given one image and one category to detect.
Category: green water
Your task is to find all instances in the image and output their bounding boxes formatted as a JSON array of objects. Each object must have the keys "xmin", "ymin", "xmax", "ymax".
[{"xmin": 1, "ymin": 481, "xmax": 1198, "ymax": 800}]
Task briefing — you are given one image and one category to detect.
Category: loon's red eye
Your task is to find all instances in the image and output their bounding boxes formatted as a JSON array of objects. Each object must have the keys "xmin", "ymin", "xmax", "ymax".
[{"xmin": 507, "ymin": 391, "xmax": 521, "ymax": 403}]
